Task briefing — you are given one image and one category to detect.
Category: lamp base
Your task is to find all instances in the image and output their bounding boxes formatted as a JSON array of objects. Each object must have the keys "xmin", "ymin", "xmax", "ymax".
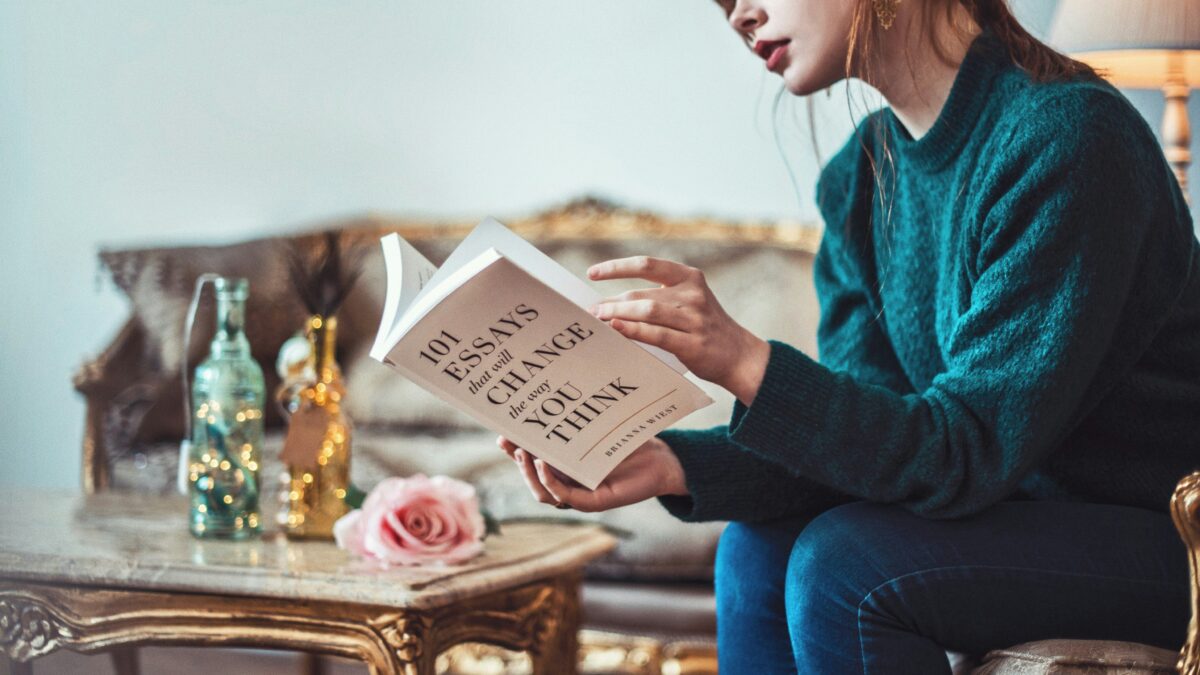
[{"xmin": 1162, "ymin": 81, "xmax": 1191, "ymax": 203}]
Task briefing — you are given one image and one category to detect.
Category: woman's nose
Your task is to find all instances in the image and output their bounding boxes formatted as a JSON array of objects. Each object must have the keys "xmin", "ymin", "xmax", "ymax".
[{"xmin": 728, "ymin": 0, "xmax": 766, "ymax": 34}]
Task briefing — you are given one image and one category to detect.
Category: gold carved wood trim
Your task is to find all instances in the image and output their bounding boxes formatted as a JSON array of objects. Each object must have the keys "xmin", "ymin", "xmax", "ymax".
[
  {"xmin": 0, "ymin": 582, "xmax": 412, "ymax": 671},
  {"xmin": 1173, "ymin": 471, "xmax": 1200, "ymax": 675},
  {"xmin": 351, "ymin": 197, "xmax": 822, "ymax": 253},
  {"xmin": 0, "ymin": 572, "xmax": 581, "ymax": 675}
]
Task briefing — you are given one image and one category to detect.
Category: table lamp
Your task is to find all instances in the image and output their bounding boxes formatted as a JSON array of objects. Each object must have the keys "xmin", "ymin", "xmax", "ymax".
[{"xmin": 1049, "ymin": 0, "xmax": 1200, "ymax": 197}]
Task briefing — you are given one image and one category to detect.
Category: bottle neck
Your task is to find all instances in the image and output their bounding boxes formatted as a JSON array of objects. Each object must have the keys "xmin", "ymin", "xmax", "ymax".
[
  {"xmin": 210, "ymin": 294, "xmax": 250, "ymax": 357},
  {"xmin": 309, "ymin": 314, "xmax": 340, "ymax": 383}
]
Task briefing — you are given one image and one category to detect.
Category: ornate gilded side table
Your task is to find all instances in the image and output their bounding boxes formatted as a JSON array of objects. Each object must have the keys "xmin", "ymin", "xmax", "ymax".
[{"xmin": 0, "ymin": 489, "xmax": 616, "ymax": 674}]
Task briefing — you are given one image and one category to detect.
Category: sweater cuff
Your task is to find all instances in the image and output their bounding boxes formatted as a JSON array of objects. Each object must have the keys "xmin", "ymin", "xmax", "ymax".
[
  {"xmin": 729, "ymin": 340, "xmax": 836, "ymax": 459},
  {"xmin": 654, "ymin": 427, "xmax": 740, "ymax": 523}
]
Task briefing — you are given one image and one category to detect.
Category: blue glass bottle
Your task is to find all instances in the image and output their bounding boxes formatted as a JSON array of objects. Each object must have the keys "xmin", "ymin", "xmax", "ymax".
[{"xmin": 188, "ymin": 277, "xmax": 265, "ymax": 540}]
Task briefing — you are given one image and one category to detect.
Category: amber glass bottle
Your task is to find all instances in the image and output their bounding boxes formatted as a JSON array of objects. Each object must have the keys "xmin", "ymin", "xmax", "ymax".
[{"xmin": 278, "ymin": 314, "xmax": 352, "ymax": 539}]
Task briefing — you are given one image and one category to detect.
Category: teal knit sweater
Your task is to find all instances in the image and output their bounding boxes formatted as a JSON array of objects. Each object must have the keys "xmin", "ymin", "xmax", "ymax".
[{"xmin": 657, "ymin": 28, "xmax": 1200, "ymax": 523}]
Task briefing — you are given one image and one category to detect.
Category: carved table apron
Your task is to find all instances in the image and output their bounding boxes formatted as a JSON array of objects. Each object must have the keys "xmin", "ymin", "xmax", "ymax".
[{"xmin": 0, "ymin": 489, "xmax": 615, "ymax": 675}]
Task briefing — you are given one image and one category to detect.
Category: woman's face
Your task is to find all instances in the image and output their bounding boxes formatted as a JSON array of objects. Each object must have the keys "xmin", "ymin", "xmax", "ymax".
[{"xmin": 719, "ymin": 0, "xmax": 856, "ymax": 95}]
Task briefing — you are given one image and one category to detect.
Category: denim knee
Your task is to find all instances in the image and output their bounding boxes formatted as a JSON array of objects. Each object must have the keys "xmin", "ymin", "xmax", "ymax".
[
  {"xmin": 716, "ymin": 520, "xmax": 813, "ymax": 674},
  {"xmin": 716, "ymin": 519, "xmax": 810, "ymax": 619},
  {"xmin": 784, "ymin": 503, "xmax": 890, "ymax": 639}
]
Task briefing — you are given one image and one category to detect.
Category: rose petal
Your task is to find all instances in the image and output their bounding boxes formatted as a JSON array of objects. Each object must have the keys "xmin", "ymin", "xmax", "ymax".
[{"xmin": 332, "ymin": 509, "xmax": 368, "ymax": 556}]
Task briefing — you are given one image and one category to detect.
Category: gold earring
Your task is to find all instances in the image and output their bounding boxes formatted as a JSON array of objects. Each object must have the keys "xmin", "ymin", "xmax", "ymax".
[{"xmin": 874, "ymin": 0, "xmax": 900, "ymax": 30}]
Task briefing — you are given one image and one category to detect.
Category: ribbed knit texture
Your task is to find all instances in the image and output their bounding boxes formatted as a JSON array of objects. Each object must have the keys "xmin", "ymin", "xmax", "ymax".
[{"xmin": 657, "ymin": 28, "xmax": 1200, "ymax": 523}]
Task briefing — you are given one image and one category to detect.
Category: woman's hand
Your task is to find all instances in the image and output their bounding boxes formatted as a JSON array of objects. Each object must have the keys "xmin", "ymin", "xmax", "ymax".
[
  {"xmin": 496, "ymin": 435, "xmax": 688, "ymax": 512},
  {"xmin": 588, "ymin": 256, "xmax": 770, "ymax": 406}
]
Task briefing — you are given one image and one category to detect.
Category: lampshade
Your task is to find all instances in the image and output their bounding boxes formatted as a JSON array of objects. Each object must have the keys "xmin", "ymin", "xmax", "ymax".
[{"xmin": 1048, "ymin": 0, "xmax": 1200, "ymax": 88}]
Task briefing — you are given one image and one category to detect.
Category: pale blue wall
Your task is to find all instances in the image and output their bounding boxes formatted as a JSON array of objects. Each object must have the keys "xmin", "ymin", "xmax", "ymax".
[{"xmin": 1, "ymin": 1, "xmax": 1195, "ymax": 490}]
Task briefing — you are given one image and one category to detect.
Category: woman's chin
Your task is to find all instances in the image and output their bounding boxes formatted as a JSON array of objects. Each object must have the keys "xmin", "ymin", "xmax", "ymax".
[
  {"xmin": 781, "ymin": 70, "xmax": 842, "ymax": 97},
  {"xmin": 782, "ymin": 78, "xmax": 823, "ymax": 97}
]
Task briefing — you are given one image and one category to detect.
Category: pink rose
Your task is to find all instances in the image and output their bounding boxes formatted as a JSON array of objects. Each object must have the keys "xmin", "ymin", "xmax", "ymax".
[{"xmin": 333, "ymin": 474, "xmax": 487, "ymax": 567}]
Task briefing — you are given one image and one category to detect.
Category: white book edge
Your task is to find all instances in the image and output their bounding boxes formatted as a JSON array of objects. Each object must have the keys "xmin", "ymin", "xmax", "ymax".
[
  {"xmin": 368, "ymin": 234, "xmax": 405, "ymax": 362},
  {"xmin": 369, "ymin": 234, "xmax": 439, "ymax": 362}
]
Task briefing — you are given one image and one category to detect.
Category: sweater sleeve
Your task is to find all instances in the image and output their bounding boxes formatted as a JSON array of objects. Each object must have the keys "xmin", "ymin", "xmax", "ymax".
[
  {"xmin": 725, "ymin": 90, "xmax": 1192, "ymax": 519},
  {"xmin": 813, "ymin": 227, "xmax": 914, "ymax": 394},
  {"xmin": 654, "ymin": 426, "xmax": 853, "ymax": 523},
  {"xmin": 812, "ymin": 109, "xmax": 914, "ymax": 395}
]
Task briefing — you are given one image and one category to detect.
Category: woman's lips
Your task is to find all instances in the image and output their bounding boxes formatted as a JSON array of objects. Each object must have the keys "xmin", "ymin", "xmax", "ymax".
[{"xmin": 754, "ymin": 39, "xmax": 791, "ymax": 72}]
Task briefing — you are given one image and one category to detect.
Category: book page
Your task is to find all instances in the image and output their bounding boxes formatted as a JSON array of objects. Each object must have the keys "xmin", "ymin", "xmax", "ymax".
[
  {"xmin": 386, "ymin": 254, "xmax": 713, "ymax": 490},
  {"xmin": 369, "ymin": 234, "xmax": 439, "ymax": 362},
  {"xmin": 382, "ymin": 248, "xmax": 504, "ymax": 363}
]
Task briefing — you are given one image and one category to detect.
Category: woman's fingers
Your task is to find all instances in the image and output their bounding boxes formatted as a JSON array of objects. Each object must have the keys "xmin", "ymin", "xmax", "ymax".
[
  {"xmin": 533, "ymin": 458, "xmax": 569, "ymax": 505},
  {"xmin": 592, "ymin": 299, "xmax": 696, "ymax": 332},
  {"xmin": 588, "ymin": 256, "xmax": 694, "ymax": 286},
  {"xmin": 608, "ymin": 288, "xmax": 656, "ymax": 303},
  {"xmin": 535, "ymin": 458, "xmax": 598, "ymax": 512},
  {"xmin": 496, "ymin": 435, "xmax": 518, "ymax": 459},
  {"xmin": 506, "ymin": 440, "xmax": 628, "ymax": 512},
  {"xmin": 514, "ymin": 449, "xmax": 560, "ymax": 505},
  {"xmin": 609, "ymin": 319, "xmax": 692, "ymax": 353}
]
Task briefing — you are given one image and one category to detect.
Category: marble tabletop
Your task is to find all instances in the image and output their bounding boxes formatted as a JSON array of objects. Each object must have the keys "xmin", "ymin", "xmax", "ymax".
[{"xmin": 0, "ymin": 489, "xmax": 616, "ymax": 610}]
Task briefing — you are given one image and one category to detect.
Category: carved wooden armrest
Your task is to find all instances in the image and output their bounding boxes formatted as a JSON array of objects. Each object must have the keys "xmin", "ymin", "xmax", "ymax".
[
  {"xmin": 1172, "ymin": 470, "xmax": 1200, "ymax": 675},
  {"xmin": 72, "ymin": 318, "xmax": 147, "ymax": 494}
]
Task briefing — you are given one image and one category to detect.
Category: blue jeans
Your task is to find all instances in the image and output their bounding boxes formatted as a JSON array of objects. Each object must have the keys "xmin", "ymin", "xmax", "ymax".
[{"xmin": 714, "ymin": 501, "xmax": 1190, "ymax": 674}]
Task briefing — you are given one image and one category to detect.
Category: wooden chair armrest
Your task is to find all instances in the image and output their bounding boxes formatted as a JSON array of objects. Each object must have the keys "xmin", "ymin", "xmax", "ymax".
[
  {"xmin": 73, "ymin": 318, "xmax": 147, "ymax": 494},
  {"xmin": 1172, "ymin": 470, "xmax": 1200, "ymax": 675}
]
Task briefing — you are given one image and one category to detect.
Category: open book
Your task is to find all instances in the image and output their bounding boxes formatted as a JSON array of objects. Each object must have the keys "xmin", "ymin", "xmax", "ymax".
[{"xmin": 369, "ymin": 217, "xmax": 713, "ymax": 490}]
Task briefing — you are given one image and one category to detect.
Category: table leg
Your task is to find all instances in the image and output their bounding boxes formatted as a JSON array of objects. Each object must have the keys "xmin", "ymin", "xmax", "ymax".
[
  {"xmin": 529, "ymin": 573, "xmax": 580, "ymax": 675},
  {"xmin": 376, "ymin": 572, "xmax": 583, "ymax": 675},
  {"xmin": 0, "ymin": 656, "xmax": 32, "ymax": 675},
  {"xmin": 302, "ymin": 652, "xmax": 327, "ymax": 675},
  {"xmin": 109, "ymin": 644, "xmax": 141, "ymax": 675}
]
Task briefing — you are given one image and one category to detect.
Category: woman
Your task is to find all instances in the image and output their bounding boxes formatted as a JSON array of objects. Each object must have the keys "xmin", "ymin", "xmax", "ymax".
[{"xmin": 499, "ymin": 0, "xmax": 1197, "ymax": 672}]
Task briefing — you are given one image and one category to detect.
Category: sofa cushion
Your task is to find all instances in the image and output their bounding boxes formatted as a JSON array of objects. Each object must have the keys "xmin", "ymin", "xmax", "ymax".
[
  {"xmin": 581, "ymin": 580, "xmax": 716, "ymax": 639},
  {"xmin": 970, "ymin": 640, "xmax": 1179, "ymax": 674},
  {"xmin": 98, "ymin": 222, "xmax": 390, "ymax": 440}
]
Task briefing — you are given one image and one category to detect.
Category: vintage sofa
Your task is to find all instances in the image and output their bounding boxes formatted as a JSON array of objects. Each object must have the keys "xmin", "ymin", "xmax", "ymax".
[{"xmin": 76, "ymin": 197, "xmax": 1200, "ymax": 674}]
